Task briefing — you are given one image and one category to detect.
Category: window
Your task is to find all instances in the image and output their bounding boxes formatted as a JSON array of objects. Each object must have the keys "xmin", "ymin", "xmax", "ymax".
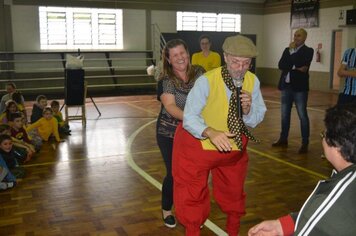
[
  {"xmin": 177, "ymin": 12, "xmax": 241, "ymax": 32},
  {"xmin": 39, "ymin": 6, "xmax": 123, "ymax": 50}
]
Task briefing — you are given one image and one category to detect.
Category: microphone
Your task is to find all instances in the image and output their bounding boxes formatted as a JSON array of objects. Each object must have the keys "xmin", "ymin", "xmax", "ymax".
[{"xmin": 235, "ymin": 77, "xmax": 243, "ymax": 119}]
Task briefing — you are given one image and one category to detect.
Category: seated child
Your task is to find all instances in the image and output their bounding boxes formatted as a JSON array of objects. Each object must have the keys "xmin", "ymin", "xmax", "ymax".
[
  {"xmin": 12, "ymin": 91, "xmax": 28, "ymax": 124},
  {"xmin": 0, "ymin": 100, "xmax": 19, "ymax": 124},
  {"xmin": 0, "ymin": 154, "xmax": 16, "ymax": 191},
  {"xmin": 26, "ymin": 107, "xmax": 64, "ymax": 142},
  {"xmin": 0, "ymin": 124, "xmax": 30, "ymax": 163},
  {"xmin": 0, "ymin": 124, "xmax": 31, "ymax": 164},
  {"xmin": 10, "ymin": 112, "xmax": 38, "ymax": 157},
  {"xmin": 0, "ymin": 134, "xmax": 25, "ymax": 178},
  {"xmin": 30, "ymin": 95, "xmax": 47, "ymax": 124},
  {"xmin": 50, "ymin": 100, "xmax": 71, "ymax": 135}
]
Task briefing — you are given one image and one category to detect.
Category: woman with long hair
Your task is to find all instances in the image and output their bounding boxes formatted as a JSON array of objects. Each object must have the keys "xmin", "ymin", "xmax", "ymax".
[{"xmin": 156, "ymin": 39, "xmax": 205, "ymax": 228}]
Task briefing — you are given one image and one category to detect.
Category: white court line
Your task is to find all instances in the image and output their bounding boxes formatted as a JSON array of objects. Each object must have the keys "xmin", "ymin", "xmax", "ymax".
[{"xmin": 125, "ymin": 119, "xmax": 227, "ymax": 236}]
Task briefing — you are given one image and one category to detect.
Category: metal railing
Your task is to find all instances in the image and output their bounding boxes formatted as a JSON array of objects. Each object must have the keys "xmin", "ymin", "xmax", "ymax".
[
  {"xmin": 0, "ymin": 50, "xmax": 157, "ymax": 95},
  {"xmin": 151, "ymin": 23, "xmax": 166, "ymax": 66}
]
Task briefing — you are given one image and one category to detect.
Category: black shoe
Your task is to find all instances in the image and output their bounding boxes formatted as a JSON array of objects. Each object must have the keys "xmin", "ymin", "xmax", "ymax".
[
  {"xmin": 272, "ymin": 139, "xmax": 288, "ymax": 147},
  {"xmin": 298, "ymin": 144, "xmax": 308, "ymax": 154},
  {"xmin": 163, "ymin": 215, "xmax": 176, "ymax": 228}
]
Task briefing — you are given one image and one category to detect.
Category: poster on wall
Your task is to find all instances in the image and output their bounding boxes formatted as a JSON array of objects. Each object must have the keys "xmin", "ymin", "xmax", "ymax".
[{"xmin": 290, "ymin": 0, "xmax": 319, "ymax": 29}]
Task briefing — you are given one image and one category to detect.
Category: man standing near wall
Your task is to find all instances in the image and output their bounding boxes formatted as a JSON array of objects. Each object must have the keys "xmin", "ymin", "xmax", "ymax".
[
  {"xmin": 337, "ymin": 47, "xmax": 356, "ymax": 105},
  {"xmin": 272, "ymin": 28, "xmax": 314, "ymax": 154}
]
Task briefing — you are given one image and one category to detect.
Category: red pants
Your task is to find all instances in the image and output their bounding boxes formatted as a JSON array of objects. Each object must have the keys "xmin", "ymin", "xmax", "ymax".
[{"xmin": 172, "ymin": 124, "xmax": 248, "ymax": 236}]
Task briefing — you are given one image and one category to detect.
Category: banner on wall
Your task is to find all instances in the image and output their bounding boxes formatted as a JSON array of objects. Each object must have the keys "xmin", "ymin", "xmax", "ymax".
[{"xmin": 290, "ymin": 0, "xmax": 319, "ymax": 29}]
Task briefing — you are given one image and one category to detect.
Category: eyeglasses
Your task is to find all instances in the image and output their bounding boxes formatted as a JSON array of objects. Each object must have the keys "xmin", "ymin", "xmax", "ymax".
[
  {"xmin": 229, "ymin": 59, "xmax": 251, "ymax": 69},
  {"xmin": 320, "ymin": 130, "xmax": 326, "ymax": 139},
  {"xmin": 226, "ymin": 55, "xmax": 251, "ymax": 69}
]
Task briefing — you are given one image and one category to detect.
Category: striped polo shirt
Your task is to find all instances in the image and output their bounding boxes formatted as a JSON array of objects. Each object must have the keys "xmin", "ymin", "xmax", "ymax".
[{"xmin": 341, "ymin": 48, "xmax": 356, "ymax": 96}]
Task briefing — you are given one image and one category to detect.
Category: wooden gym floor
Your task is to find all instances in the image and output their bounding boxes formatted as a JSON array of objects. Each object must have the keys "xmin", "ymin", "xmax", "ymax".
[{"xmin": 0, "ymin": 86, "xmax": 338, "ymax": 236}]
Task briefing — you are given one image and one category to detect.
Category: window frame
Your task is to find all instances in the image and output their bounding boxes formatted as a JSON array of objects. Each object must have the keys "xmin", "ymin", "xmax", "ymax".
[
  {"xmin": 39, "ymin": 6, "xmax": 123, "ymax": 50},
  {"xmin": 177, "ymin": 11, "xmax": 241, "ymax": 32}
]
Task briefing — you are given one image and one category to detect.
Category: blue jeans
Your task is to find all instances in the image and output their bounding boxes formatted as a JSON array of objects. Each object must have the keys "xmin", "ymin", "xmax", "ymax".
[{"xmin": 280, "ymin": 88, "xmax": 309, "ymax": 145}]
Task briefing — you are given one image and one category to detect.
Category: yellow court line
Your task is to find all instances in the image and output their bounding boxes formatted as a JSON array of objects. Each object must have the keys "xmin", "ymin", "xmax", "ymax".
[
  {"xmin": 141, "ymin": 148, "xmax": 328, "ymax": 179},
  {"xmin": 125, "ymin": 102, "xmax": 159, "ymax": 116},
  {"xmin": 24, "ymin": 147, "xmax": 328, "ymax": 180},
  {"xmin": 21, "ymin": 148, "xmax": 159, "ymax": 168},
  {"xmin": 247, "ymin": 147, "xmax": 328, "ymax": 179},
  {"xmin": 22, "ymin": 150, "xmax": 160, "ymax": 168},
  {"xmin": 133, "ymin": 149, "xmax": 160, "ymax": 154},
  {"xmin": 135, "ymin": 146, "xmax": 328, "ymax": 180},
  {"xmin": 264, "ymin": 99, "xmax": 325, "ymax": 112},
  {"xmin": 84, "ymin": 99, "xmax": 158, "ymax": 106},
  {"xmin": 125, "ymin": 101, "xmax": 328, "ymax": 179},
  {"xmin": 22, "ymin": 158, "xmax": 87, "ymax": 167},
  {"xmin": 125, "ymin": 119, "xmax": 228, "ymax": 236}
]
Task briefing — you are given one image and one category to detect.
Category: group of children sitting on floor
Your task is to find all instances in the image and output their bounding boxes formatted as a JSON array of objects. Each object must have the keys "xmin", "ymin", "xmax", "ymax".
[{"xmin": 0, "ymin": 93, "xmax": 71, "ymax": 191}]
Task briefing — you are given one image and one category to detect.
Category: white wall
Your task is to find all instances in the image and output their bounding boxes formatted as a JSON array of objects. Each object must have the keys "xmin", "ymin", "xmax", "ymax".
[
  {"xmin": 151, "ymin": 10, "xmax": 177, "ymax": 33},
  {"xmin": 122, "ymin": 9, "xmax": 147, "ymax": 50},
  {"xmin": 11, "ymin": 5, "xmax": 41, "ymax": 51},
  {"xmin": 241, "ymin": 14, "xmax": 264, "ymax": 67},
  {"xmin": 262, "ymin": 5, "xmax": 355, "ymax": 72},
  {"xmin": 261, "ymin": 13, "xmax": 291, "ymax": 69}
]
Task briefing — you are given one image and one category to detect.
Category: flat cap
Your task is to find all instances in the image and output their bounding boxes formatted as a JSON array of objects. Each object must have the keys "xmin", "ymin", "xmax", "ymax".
[{"xmin": 222, "ymin": 35, "xmax": 258, "ymax": 58}]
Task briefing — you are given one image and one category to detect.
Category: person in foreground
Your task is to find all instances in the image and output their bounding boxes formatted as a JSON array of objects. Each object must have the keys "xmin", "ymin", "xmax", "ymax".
[
  {"xmin": 249, "ymin": 103, "xmax": 356, "ymax": 236},
  {"xmin": 156, "ymin": 39, "xmax": 205, "ymax": 228},
  {"xmin": 173, "ymin": 35, "xmax": 266, "ymax": 236},
  {"xmin": 272, "ymin": 28, "xmax": 314, "ymax": 154}
]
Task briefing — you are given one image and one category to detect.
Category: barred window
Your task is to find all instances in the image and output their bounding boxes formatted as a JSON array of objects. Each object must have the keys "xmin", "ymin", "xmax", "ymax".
[
  {"xmin": 177, "ymin": 12, "xmax": 241, "ymax": 32},
  {"xmin": 39, "ymin": 6, "xmax": 123, "ymax": 50}
]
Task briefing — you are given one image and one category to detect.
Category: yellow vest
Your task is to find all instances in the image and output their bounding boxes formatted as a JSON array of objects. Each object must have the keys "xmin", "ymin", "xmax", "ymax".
[{"xmin": 200, "ymin": 67, "xmax": 256, "ymax": 150}]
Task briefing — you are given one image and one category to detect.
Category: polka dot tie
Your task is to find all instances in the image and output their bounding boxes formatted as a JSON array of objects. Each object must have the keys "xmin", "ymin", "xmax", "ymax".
[{"xmin": 221, "ymin": 66, "xmax": 259, "ymax": 150}]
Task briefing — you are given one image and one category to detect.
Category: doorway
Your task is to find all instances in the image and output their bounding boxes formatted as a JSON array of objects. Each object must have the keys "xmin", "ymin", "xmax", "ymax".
[{"xmin": 330, "ymin": 30, "xmax": 342, "ymax": 91}]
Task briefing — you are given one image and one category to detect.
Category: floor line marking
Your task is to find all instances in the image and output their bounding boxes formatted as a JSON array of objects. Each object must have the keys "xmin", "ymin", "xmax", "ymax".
[
  {"xmin": 124, "ymin": 99, "xmax": 328, "ymax": 179},
  {"xmin": 22, "ymin": 150, "xmax": 160, "ymax": 168},
  {"xmin": 125, "ymin": 119, "xmax": 227, "ymax": 236},
  {"xmin": 22, "ymin": 155, "xmax": 119, "ymax": 167},
  {"xmin": 24, "ymin": 148, "xmax": 327, "ymax": 180},
  {"xmin": 125, "ymin": 102, "xmax": 159, "ymax": 116},
  {"xmin": 247, "ymin": 147, "xmax": 328, "ymax": 179},
  {"xmin": 137, "ymin": 148, "xmax": 327, "ymax": 180}
]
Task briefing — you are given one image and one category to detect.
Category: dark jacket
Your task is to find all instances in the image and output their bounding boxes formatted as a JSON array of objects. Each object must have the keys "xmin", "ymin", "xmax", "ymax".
[
  {"xmin": 290, "ymin": 164, "xmax": 356, "ymax": 235},
  {"xmin": 278, "ymin": 45, "xmax": 314, "ymax": 92},
  {"xmin": 30, "ymin": 104, "xmax": 43, "ymax": 124}
]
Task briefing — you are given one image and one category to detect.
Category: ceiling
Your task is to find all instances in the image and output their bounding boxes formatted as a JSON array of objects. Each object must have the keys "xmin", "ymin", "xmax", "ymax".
[
  {"xmin": 197, "ymin": 0, "xmax": 266, "ymax": 2},
  {"xmin": 154, "ymin": 0, "xmax": 267, "ymax": 3}
]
